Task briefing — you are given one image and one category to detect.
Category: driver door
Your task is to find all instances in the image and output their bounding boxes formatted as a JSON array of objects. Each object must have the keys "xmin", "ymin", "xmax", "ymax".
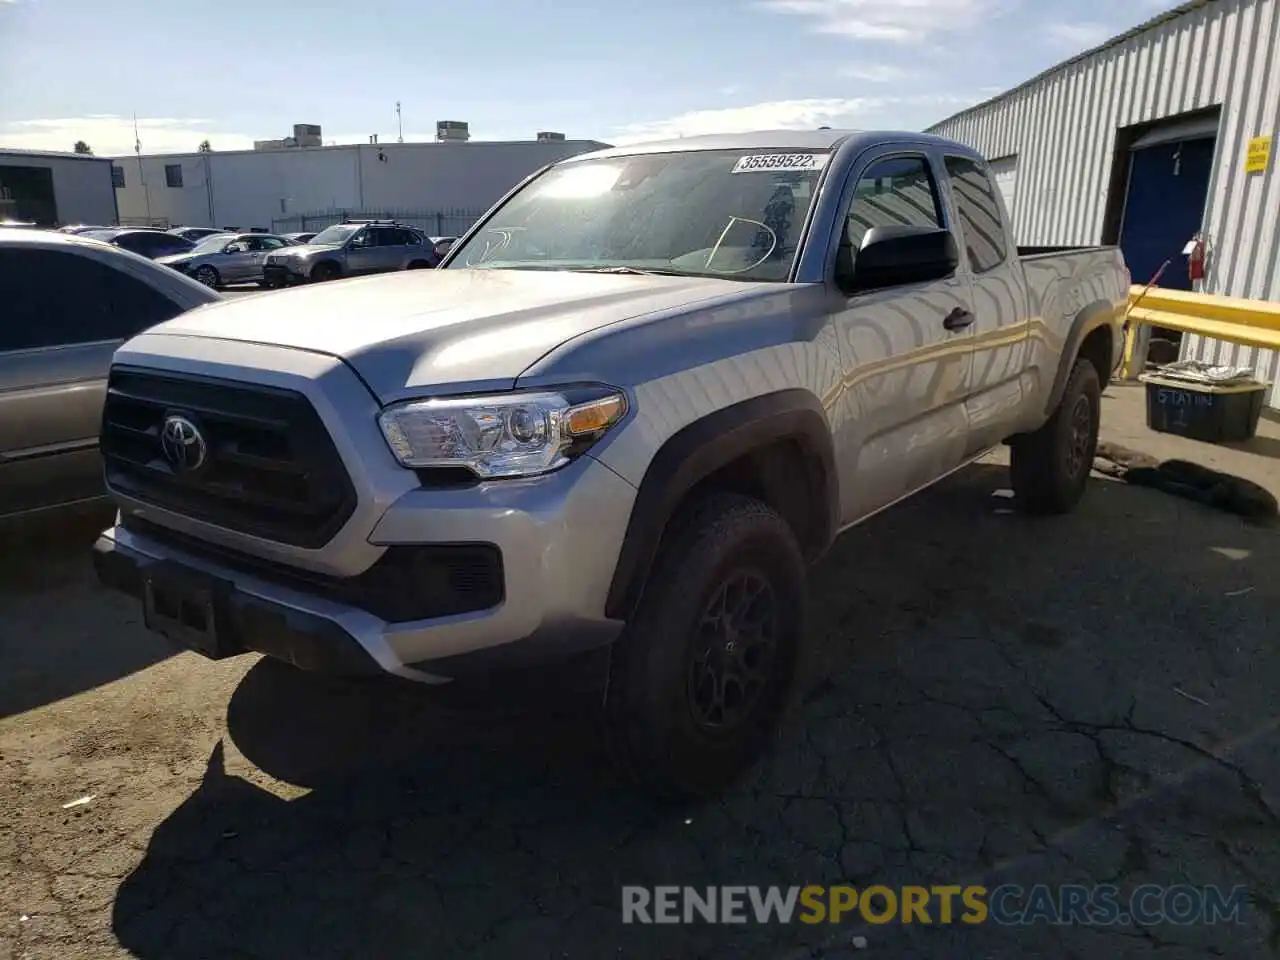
[
  {"xmin": 344, "ymin": 227, "xmax": 380, "ymax": 274},
  {"xmin": 827, "ymin": 149, "xmax": 976, "ymax": 523},
  {"xmin": 220, "ymin": 238, "xmax": 257, "ymax": 282}
]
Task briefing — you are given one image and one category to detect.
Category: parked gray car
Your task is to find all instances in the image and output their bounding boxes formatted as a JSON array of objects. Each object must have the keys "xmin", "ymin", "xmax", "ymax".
[
  {"xmin": 262, "ymin": 220, "xmax": 437, "ymax": 286},
  {"xmin": 0, "ymin": 229, "xmax": 219, "ymax": 521},
  {"xmin": 157, "ymin": 232, "xmax": 296, "ymax": 289}
]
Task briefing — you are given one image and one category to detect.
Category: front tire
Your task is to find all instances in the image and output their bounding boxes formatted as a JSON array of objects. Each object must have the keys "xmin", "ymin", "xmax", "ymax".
[
  {"xmin": 605, "ymin": 494, "xmax": 806, "ymax": 799},
  {"xmin": 311, "ymin": 262, "xmax": 340, "ymax": 283},
  {"xmin": 1011, "ymin": 358, "xmax": 1102, "ymax": 515},
  {"xmin": 193, "ymin": 265, "xmax": 220, "ymax": 289}
]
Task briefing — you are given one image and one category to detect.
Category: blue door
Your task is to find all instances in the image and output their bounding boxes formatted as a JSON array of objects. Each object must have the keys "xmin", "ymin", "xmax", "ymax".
[{"xmin": 1118, "ymin": 137, "xmax": 1215, "ymax": 291}]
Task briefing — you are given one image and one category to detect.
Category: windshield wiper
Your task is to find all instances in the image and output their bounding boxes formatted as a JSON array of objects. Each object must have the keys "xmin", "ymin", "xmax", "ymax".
[{"xmin": 568, "ymin": 266, "xmax": 684, "ymax": 276}]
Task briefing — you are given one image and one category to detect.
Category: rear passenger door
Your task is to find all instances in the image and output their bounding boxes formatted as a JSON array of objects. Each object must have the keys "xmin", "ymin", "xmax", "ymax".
[
  {"xmin": 942, "ymin": 155, "xmax": 1032, "ymax": 454},
  {"xmin": 828, "ymin": 149, "xmax": 976, "ymax": 523},
  {"xmin": 0, "ymin": 248, "xmax": 188, "ymax": 516}
]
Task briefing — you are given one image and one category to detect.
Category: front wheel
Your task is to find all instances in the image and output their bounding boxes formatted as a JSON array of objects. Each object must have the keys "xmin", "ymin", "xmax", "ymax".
[
  {"xmin": 605, "ymin": 494, "xmax": 806, "ymax": 798},
  {"xmin": 1010, "ymin": 358, "xmax": 1102, "ymax": 514},
  {"xmin": 311, "ymin": 262, "xmax": 340, "ymax": 283},
  {"xmin": 193, "ymin": 265, "xmax": 220, "ymax": 289}
]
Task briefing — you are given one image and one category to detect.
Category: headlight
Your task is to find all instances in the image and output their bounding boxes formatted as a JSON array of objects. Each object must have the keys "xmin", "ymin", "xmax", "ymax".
[{"xmin": 377, "ymin": 387, "xmax": 627, "ymax": 479}]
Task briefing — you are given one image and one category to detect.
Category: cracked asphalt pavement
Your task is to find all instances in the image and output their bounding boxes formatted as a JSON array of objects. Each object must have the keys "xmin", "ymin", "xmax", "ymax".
[{"xmin": 2, "ymin": 384, "xmax": 1278, "ymax": 959}]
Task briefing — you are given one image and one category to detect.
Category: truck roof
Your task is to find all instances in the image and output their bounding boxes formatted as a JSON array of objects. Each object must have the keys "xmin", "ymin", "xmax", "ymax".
[{"xmin": 567, "ymin": 129, "xmax": 980, "ymax": 162}]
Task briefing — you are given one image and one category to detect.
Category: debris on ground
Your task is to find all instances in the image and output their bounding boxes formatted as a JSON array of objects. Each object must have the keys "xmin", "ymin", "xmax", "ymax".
[{"xmin": 1093, "ymin": 442, "xmax": 1278, "ymax": 523}]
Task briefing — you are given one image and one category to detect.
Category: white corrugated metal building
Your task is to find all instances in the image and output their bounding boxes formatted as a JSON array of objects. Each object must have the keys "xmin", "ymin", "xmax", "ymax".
[
  {"xmin": 928, "ymin": 0, "xmax": 1280, "ymax": 406},
  {"xmin": 0, "ymin": 149, "xmax": 118, "ymax": 227},
  {"xmin": 112, "ymin": 132, "xmax": 609, "ymax": 236}
]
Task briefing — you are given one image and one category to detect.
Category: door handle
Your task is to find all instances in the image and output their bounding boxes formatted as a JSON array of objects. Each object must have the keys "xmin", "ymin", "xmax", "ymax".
[{"xmin": 943, "ymin": 307, "xmax": 975, "ymax": 331}]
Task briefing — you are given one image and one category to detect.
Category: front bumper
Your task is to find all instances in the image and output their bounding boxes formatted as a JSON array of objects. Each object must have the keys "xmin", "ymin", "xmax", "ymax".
[
  {"xmin": 263, "ymin": 262, "xmax": 308, "ymax": 285},
  {"xmin": 93, "ymin": 453, "xmax": 636, "ymax": 683}
]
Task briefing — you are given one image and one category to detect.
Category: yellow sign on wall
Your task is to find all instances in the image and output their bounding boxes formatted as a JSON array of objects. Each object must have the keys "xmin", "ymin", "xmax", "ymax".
[{"xmin": 1245, "ymin": 135, "xmax": 1272, "ymax": 173}]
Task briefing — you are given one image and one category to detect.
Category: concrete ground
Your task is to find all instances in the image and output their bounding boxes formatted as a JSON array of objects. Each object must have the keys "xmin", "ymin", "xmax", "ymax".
[{"xmin": 1, "ymin": 383, "xmax": 1278, "ymax": 960}]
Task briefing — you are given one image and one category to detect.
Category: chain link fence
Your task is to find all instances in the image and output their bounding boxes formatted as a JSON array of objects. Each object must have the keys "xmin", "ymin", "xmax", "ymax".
[{"xmin": 271, "ymin": 208, "xmax": 485, "ymax": 237}]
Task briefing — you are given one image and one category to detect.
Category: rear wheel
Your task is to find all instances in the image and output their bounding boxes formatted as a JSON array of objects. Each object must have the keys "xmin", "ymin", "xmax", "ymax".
[
  {"xmin": 1011, "ymin": 358, "xmax": 1102, "ymax": 514},
  {"xmin": 605, "ymin": 494, "xmax": 806, "ymax": 798},
  {"xmin": 193, "ymin": 265, "xmax": 220, "ymax": 289}
]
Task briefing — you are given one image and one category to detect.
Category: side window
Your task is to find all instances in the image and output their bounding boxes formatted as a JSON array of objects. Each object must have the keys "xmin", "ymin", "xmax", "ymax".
[
  {"xmin": 258, "ymin": 237, "xmax": 287, "ymax": 251},
  {"xmin": 0, "ymin": 249, "xmax": 184, "ymax": 351},
  {"xmin": 154, "ymin": 235, "xmax": 192, "ymax": 257},
  {"xmin": 944, "ymin": 156, "xmax": 1009, "ymax": 273},
  {"xmin": 370, "ymin": 228, "xmax": 398, "ymax": 247},
  {"xmin": 348, "ymin": 229, "xmax": 372, "ymax": 248},
  {"xmin": 845, "ymin": 155, "xmax": 943, "ymax": 249},
  {"xmin": 395, "ymin": 229, "xmax": 421, "ymax": 246},
  {"xmin": 225, "ymin": 239, "xmax": 250, "ymax": 253}
]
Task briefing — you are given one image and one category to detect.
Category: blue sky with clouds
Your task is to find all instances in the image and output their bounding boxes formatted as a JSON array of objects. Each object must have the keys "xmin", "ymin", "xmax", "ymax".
[{"xmin": 0, "ymin": 0, "xmax": 1179, "ymax": 156}]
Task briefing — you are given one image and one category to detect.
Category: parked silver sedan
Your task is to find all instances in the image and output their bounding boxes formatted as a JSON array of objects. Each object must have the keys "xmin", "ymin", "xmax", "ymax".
[
  {"xmin": 156, "ymin": 232, "xmax": 296, "ymax": 289},
  {"xmin": 0, "ymin": 228, "xmax": 219, "ymax": 522}
]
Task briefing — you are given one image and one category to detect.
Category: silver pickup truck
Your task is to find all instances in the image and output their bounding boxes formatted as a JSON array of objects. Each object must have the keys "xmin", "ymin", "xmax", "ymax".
[{"xmin": 93, "ymin": 130, "xmax": 1128, "ymax": 796}]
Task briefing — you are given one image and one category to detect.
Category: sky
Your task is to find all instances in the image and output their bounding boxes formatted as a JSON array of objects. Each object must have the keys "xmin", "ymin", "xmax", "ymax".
[{"xmin": 0, "ymin": 0, "xmax": 1182, "ymax": 157}]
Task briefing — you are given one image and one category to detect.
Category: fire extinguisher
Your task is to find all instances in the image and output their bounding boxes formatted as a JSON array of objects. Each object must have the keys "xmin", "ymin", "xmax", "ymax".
[{"xmin": 1187, "ymin": 233, "xmax": 1206, "ymax": 285}]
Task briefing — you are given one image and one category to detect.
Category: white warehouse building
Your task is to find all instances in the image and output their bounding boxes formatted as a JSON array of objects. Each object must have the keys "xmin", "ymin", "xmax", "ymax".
[
  {"xmin": 0, "ymin": 149, "xmax": 118, "ymax": 227},
  {"xmin": 928, "ymin": 0, "xmax": 1280, "ymax": 405},
  {"xmin": 111, "ymin": 122, "xmax": 609, "ymax": 237}
]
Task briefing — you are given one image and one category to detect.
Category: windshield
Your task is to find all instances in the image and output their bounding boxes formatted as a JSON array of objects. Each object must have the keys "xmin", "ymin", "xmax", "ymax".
[
  {"xmin": 191, "ymin": 233, "xmax": 234, "ymax": 255},
  {"xmin": 308, "ymin": 224, "xmax": 361, "ymax": 246},
  {"xmin": 445, "ymin": 148, "xmax": 829, "ymax": 282}
]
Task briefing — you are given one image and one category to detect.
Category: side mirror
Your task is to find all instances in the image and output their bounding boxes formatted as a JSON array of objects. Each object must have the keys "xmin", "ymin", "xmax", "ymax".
[{"xmin": 835, "ymin": 225, "xmax": 959, "ymax": 294}]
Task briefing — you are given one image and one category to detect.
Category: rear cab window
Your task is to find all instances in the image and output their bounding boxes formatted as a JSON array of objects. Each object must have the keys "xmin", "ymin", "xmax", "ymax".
[{"xmin": 943, "ymin": 156, "xmax": 1009, "ymax": 273}]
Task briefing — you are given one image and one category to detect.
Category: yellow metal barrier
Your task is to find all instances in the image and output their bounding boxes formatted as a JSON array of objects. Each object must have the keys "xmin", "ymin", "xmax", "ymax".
[{"xmin": 1119, "ymin": 285, "xmax": 1280, "ymax": 379}]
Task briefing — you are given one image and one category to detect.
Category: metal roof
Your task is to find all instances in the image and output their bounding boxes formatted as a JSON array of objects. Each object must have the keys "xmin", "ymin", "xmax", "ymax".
[
  {"xmin": 927, "ymin": 0, "xmax": 1217, "ymax": 131},
  {"xmin": 0, "ymin": 147, "xmax": 113, "ymax": 163}
]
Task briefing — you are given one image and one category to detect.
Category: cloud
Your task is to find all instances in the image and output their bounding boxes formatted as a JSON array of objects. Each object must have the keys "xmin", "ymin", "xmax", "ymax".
[
  {"xmin": 758, "ymin": 0, "xmax": 1001, "ymax": 43},
  {"xmin": 1045, "ymin": 20, "xmax": 1113, "ymax": 50},
  {"xmin": 609, "ymin": 95, "xmax": 973, "ymax": 144},
  {"xmin": 0, "ymin": 116, "xmax": 262, "ymax": 155},
  {"xmin": 840, "ymin": 63, "xmax": 910, "ymax": 83}
]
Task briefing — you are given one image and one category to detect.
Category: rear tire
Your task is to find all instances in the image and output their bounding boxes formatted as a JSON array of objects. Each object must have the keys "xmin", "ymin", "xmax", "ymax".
[
  {"xmin": 605, "ymin": 494, "xmax": 806, "ymax": 799},
  {"xmin": 193, "ymin": 265, "xmax": 220, "ymax": 289},
  {"xmin": 1011, "ymin": 359, "xmax": 1101, "ymax": 515}
]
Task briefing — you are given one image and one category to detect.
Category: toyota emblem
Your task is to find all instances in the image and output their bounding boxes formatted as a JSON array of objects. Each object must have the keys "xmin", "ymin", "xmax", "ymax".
[{"xmin": 160, "ymin": 414, "xmax": 207, "ymax": 473}]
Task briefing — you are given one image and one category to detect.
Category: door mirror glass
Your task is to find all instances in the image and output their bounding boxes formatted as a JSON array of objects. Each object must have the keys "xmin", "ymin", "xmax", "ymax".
[{"xmin": 836, "ymin": 225, "xmax": 958, "ymax": 294}]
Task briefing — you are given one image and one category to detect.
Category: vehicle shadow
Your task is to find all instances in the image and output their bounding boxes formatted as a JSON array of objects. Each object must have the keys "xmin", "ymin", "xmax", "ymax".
[
  {"xmin": 111, "ymin": 462, "xmax": 1280, "ymax": 959},
  {"xmin": 0, "ymin": 503, "xmax": 174, "ymax": 719}
]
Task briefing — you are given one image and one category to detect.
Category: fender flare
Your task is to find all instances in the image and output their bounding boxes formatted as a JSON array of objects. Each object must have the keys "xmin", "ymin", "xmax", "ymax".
[
  {"xmin": 604, "ymin": 389, "xmax": 838, "ymax": 621},
  {"xmin": 1043, "ymin": 299, "xmax": 1121, "ymax": 417}
]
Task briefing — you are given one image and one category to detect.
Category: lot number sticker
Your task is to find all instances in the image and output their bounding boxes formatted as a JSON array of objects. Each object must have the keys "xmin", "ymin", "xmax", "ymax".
[{"xmin": 732, "ymin": 153, "xmax": 829, "ymax": 174}]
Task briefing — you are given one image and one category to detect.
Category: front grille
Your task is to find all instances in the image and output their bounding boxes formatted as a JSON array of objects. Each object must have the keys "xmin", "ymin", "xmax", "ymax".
[
  {"xmin": 101, "ymin": 367, "xmax": 357, "ymax": 548},
  {"xmin": 123, "ymin": 516, "xmax": 505, "ymax": 622}
]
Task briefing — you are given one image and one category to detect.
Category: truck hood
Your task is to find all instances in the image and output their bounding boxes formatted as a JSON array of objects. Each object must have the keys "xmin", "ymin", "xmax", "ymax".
[{"xmin": 145, "ymin": 267, "xmax": 771, "ymax": 401}]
